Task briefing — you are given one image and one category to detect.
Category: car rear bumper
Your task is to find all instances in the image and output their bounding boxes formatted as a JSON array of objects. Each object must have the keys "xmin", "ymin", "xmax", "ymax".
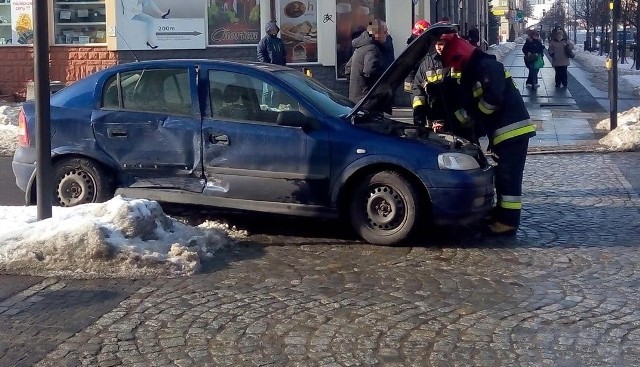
[
  {"xmin": 420, "ymin": 167, "xmax": 495, "ymax": 225},
  {"xmin": 12, "ymin": 149, "xmax": 37, "ymax": 204}
]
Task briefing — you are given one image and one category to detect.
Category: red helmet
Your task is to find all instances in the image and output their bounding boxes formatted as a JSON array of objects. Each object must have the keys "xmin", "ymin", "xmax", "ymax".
[
  {"xmin": 411, "ymin": 20, "xmax": 430, "ymax": 36},
  {"xmin": 440, "ymin": 34, "xmax": 476, "ymax": 70}
]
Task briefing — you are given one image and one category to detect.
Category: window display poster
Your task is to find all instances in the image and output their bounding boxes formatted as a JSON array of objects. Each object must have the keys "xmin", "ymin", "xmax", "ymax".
[
  {"xmin": 278, "ymin": 0, "xmax": 317, "ymax": 63},
  {"xmin": 335, "ymin": 0, "xmax": 385, "ymax": 79},
  {"xmin": 208, "ymin": 0, "xmax": 260, "ymax": 46},
  {"xmin": 11, "ymin": 0, "xmax": 33, "ymax": 44},
  {"xmin": 115, "ymin": 0, "xmax": 206, "ymax": 50}
]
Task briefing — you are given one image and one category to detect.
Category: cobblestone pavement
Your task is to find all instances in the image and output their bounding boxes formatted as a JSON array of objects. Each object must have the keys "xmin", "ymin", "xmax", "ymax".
[{"xmin": 0, "ymin": 152, "xmax": 637, "ymax": 366}]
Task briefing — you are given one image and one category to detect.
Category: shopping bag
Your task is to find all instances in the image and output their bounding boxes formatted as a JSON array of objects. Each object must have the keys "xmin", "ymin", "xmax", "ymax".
[{"xmin": 533, "ymin": 54, "xmax": 544, "ymax": 69}]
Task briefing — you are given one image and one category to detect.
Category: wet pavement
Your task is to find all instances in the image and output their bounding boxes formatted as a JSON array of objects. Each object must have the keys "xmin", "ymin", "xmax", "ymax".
[{"xmin": 2, "ymin": 45, "xmax": 640, "ymax": 367}]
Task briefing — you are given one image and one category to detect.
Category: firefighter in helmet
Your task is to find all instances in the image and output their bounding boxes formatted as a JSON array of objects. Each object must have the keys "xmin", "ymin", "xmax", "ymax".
[
  {"xmin": 411, "ymin": 33, "xmax": 477, "ymax": 144},
  {"xmin": 439, "ymin": 33, "xmax": 536, "ymax": 235}
]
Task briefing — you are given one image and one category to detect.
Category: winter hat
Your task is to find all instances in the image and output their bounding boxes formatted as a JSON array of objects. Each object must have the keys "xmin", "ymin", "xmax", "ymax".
[{"xmin": 266, "ymin": 21, "xmax": 279, "ymax": 33}]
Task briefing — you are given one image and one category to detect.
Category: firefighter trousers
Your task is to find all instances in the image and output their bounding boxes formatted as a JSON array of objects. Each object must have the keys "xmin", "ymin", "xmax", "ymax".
[{"xmin": 492, "ymin": 137, "xmax": 530, "ymax": 228}]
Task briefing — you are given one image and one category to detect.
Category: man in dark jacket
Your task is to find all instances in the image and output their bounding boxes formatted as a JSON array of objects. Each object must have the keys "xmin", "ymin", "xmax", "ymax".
[
  {"xmin": 257, "ymin": 21, "xmax": 286, "ymax": 65},
  {"xmin": 345, "ymin": 19, "xmax": 387, "ymax": 103},
  {"xmin": 440, "ymin": 34, "xmax": 536, "ymax": 235}
]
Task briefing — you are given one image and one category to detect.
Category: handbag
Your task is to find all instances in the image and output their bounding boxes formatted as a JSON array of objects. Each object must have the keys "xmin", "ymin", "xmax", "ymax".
[
  {"xmin": 533, "ymin": 54, "xmax": 544, "ymax": 69},
  {"xmin": 564, "ymin": 43, "xmax": 575, "ymax": 58}
]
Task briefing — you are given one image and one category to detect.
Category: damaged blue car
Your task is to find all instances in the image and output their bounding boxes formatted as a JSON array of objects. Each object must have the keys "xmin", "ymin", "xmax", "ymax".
[{"xmin": 12, "ymin": 24, "xmax": 494, "ymax": 245}]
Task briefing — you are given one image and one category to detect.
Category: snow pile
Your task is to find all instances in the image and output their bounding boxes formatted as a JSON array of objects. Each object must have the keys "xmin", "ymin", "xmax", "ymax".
[
  {"xmin": 575, "ymin": 49, "xmax": 640, "ymax": 96},
  {"xmin": 0, "ymin": 104, "xmax": 19, "ymax": 157},
  {"xmin": 596, "ymin": 107, "xmax": 640, "ymax": 151},
  {"xmin": 0, "ymin": 196, "xmax": 236, "ymax": 278}
]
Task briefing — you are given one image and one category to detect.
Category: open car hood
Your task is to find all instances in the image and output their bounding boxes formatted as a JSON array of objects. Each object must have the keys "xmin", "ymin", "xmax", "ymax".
[{"xmin": 346, "ymin": 23, "xmax": 458, "ymax": 119}]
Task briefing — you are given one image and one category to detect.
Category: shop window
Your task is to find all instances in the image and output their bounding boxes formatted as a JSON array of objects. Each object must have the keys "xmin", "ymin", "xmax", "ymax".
[
  {"xmin": 0, "ymin": 0, "xmax": 34, "ymax": 45},
  {"xmin": 207, "ymin": 0, "xmax": 261, "ymax": 46},
  {"xmin": 54, "ymin": 0, "xmax": 106, "ymax": 45}
]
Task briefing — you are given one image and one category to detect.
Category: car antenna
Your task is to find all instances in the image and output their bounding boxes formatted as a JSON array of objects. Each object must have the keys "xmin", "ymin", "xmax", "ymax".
[
  {"xmin": 115, "ymin": 28, "xmax": 140, "ymax": 63},
  {"xmin": 116, "ymin": 0, "xmax": 140, "ymax": 63}
]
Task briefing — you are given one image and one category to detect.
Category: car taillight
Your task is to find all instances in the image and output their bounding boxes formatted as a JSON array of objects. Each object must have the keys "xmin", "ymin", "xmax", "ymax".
[{"xmin": 17, "ymin": 110, "xmax": 29, "ymax": 146}]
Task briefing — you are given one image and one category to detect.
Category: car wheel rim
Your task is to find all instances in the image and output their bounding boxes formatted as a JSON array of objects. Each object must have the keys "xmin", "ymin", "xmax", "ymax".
[
  {"xmin": 56, "ymin": 169, "xmax": 96, "ymax": 206},
  {"xmin": 364, "ymin": 185, "xmax": 406, "ymax": 231}
]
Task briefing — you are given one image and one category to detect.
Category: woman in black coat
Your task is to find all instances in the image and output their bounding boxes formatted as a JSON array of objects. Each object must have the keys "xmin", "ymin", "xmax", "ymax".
[{"xmin": 522, "ymin": 29, "xmax": 545, "ymax": 89}]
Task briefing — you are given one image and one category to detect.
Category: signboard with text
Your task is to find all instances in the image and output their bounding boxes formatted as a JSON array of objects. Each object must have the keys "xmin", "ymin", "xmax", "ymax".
[
  {"xmin": 207, "ymin": 0, "xmax": 260, "ymax": 46},
  {"xmin": 10, "ymin": 0, "xmax": 33, "ymax": 44},
  {"xmin": 278, "ymin": 0, "xmax": 318, "ymax": 63},
  {"xmin": 115, "ymin": 0, "xmax": 206, "ymax": 50}
]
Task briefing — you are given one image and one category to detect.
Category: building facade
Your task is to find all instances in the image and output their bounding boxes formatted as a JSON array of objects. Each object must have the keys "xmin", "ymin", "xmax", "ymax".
[{"xmin": 0, "ymin": 0, "xmax": 439, "ymax": 101}]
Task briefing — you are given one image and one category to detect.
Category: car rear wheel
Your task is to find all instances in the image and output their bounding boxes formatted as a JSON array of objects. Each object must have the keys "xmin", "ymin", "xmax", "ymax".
[
  {"xmin": 53, "ymin": 158, "xmax": 114, "ymax": 207},
  {"xmin": 350, "ymin": 171, "xmax": 421, "ymax": 245}
]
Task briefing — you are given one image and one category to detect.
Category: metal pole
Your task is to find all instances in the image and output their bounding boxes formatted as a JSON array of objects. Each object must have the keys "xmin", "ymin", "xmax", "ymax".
[
  {"xmin": 610, "ymin": 0, "xmax": 619, "ymax": 130},
  {"xmin": 33, "ymin": 1, "xmax": 52, "ymax": 220},
  {"xmin": 573, "ymin": 0, "xmax": 577, "ymax": 45}
]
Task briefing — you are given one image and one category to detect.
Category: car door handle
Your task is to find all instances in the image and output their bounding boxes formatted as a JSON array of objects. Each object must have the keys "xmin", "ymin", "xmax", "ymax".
[
  {"xmin": 107, "ymin": 128, "xmax": 128, "ymax": 138},
  {"xmin": 210, "ymin": 134, "xmax": 229, "ymax": 145}
]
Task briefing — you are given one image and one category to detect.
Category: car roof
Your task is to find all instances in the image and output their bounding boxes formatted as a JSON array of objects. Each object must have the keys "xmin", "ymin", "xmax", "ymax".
[{"xmin": 102, "ymin": 59, "xmax": 291, "ymax": 74}]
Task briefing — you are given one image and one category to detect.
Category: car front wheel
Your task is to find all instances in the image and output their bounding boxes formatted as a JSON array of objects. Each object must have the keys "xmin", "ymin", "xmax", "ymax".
[
  {"xmin": 350, "ymin": 171, "xmax": 421, "ymax": 245},
  {"xmin": 53, "ymin": 158, "xmax": 114, "ymax": 207}
]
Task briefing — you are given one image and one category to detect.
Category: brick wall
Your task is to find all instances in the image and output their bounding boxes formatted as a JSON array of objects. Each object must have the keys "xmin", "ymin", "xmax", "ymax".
[
  {"xmin": 0, "ymin": 46, "xmax": 118, "ymax": 101},
  {"xmin": 0, "ymin": 45, "xmax": 362, "ymax": 102}
]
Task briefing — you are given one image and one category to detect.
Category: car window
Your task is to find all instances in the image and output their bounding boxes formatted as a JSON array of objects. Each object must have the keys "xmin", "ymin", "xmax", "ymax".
[
  {"xmin": 208, "ymin": 70, "xmax": 300, "ymax": 124},
  {"xmin": 277, "ymin": 70, "xmax": 354, "ymax": 118},
  {"xmin": 102, "ymin": 68, "xmax": 192, "ymax": 115}
]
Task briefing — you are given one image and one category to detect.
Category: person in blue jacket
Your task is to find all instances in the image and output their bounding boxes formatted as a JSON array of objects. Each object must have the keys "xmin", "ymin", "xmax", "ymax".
[{"xmin": 257, "ymin": 21, "xmax": 286, "ymax": 66}]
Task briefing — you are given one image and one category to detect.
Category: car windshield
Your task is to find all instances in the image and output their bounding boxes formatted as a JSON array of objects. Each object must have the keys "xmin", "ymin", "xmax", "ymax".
[{"xmin": 277, "ymin": 70, "xmax": 354, "ymax": 118}]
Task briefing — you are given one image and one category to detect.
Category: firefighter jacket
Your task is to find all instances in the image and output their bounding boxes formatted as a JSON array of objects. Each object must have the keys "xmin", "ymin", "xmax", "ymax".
[
  {"xmin": 457, "ymin": 49, "xmax": 536, "ymax": 146},
  {"xmin": 411, "ymin": 53, "xmax": 472, "ymax": 142}
]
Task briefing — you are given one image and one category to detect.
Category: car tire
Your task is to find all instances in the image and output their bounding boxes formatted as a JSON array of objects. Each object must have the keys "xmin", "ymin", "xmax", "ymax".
[
  {"xmin": 350, "ymin": 170, "xmax": 421, "ymax": 245},
  {"xmin": 52, "ymin": 157, "xmax": 114, "ymax": 207}
]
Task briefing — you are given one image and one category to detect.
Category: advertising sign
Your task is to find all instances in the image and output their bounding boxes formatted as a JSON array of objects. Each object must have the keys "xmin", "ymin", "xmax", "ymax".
[
  {"xmin": 116, "ymin": 0, "xmax": 206, "ymax": 50},
  {"xmin": 335, "ymin": 0, "xmax": 386, "ymax": 79},
  {"xmin": 208, "ymin": 0, "xmax": 260, "ymax": 46},
  {"xmin": 278, "ymin": 0, "xmax": 318, "ymax": 63},
  {"xmin": 10, "ymin": 0, "xmax": 33, "ymax": 44}
]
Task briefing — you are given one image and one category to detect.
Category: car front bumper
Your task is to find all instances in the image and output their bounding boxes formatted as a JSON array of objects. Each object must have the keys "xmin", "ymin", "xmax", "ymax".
[{"xmin": 419, "ymin": 166, "xmax": 495, "ymax": 226}]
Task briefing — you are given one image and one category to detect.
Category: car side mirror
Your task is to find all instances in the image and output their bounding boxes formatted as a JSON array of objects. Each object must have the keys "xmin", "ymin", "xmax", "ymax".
[{"xmin": 276, "ymin": 110, "xmax": 311, "ymax": 130}]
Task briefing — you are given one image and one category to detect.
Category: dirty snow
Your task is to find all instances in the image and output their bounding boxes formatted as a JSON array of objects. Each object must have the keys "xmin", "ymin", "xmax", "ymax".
[{"xmin": 0, "ymin": 196, "xmax": 245, "ymax": 278}]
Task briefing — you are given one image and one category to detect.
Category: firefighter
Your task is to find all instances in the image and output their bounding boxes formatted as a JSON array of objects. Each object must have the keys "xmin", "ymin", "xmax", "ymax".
[
  {"xmin": 403, "ymin": 19, "xmax": 430, "ymax": 94},
  {"xmin": 411, "ymin": 36, "xmax": 477, "ymax": 144},
  {"xmin": 439, "ymin": 33, "xmax": 536, "ymax": 236}
]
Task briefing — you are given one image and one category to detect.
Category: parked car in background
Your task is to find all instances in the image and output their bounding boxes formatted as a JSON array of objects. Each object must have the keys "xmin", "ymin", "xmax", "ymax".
[{"xmin": 12, "ymin": 24, "xmax": 494, "ymax": 245}]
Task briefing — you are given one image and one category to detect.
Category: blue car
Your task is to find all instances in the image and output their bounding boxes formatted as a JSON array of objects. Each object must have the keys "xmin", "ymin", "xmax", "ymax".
[{"xmin": 13, "ymin": 24, "xmax": 494, "ymax": 245}]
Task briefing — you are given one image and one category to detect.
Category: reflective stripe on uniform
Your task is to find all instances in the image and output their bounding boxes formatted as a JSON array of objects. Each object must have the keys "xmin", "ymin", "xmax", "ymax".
[
  {"xmin": 499, "ymin": 195, "xmax": 522, "ymax": 210},
  {"xmin": 450, "ymin": 71, "xmax": 462, "ymax": 79},
  {"xmin": 478, "ymin": 98, "xmax": 497, "ymax": 114},
  {"xmin": 454, "ymin": 108, "xmax": 470, "ymax": 123},
  {"xmin": 404, "ymin": 81, "xmax": 412, "ymax": 92},
  {"xmin": 492, "ymin": 119, "xmax": 536, "ymax": 145},
  {"xmin": 473, "ymin": 82, "xmax": 483, "ymax": 97},
  {"xmin": 412, "ymin": 96, "xmax": 426, "ymax": 108}
]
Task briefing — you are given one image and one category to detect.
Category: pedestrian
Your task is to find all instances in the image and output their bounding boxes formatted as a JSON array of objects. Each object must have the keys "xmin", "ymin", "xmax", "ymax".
[
  {"xmin": 403, "ymin": 19, "xmax": 430, "ymax": 93},
  {"xmin": 467, "ymin": 26, "xmax": 480, "ymax": 47},
  {"xmin": 522, "ymin": 29, "xmax": 545, "ymax": 89},
  {"xmin": 439, "ymin": 34, "xmax": 536, "ymax": 235},
  {"xmin": 548, "ymin": 28, "xmax": 573, "ymax": 88},
  {"xmin": 411, "ymin": 36, "xmax": 477, "ymax": 144},
  {"xmin": 257, "ymin": 21, "xmax": 287, "ymax": 66},
  {"xmin": 380, "ymin": 21, "xmax": 395, "ymax": 69},
  {"xmin": 345, "ymin": 19, "xmax": 387, "ymax": 103}
]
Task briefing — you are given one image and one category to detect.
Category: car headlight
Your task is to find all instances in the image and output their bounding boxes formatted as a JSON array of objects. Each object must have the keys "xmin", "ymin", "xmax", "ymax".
[{"xmin": 438, "ymin": 153, "xmax": 480, "ymax": 170}]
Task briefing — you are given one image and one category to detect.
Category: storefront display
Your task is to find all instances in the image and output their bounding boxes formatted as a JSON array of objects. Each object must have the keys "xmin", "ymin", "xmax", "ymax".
[
  {"xmin": 53, "ymin": 0, "xmax": 106, "ymax": 44},
  {"xmin": 208, "ymin": 0, "xmax": 260, "ymax": 46},
  {"xmin": 0, "ymin": 0, "xmax": 12, "ymax": 45},
  {"xmin": 278, "ymin": 0, "xmax": 317, "ymax": 63}
]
